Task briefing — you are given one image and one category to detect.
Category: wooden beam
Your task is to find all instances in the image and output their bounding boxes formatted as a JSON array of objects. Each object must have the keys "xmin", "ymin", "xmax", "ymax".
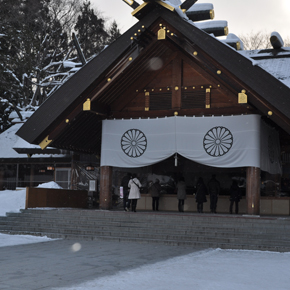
[
  {"xmin": 122, "ymin": 0, "xmax": 139, "ymax": 9},
  {"xmin": 83, "ymin": 99, "xmax": 110, "ymax": 116},
  {"xmin": 111, "ymin": 106, "xmax": 256, "ymax": 119},
  {"xmin": 172, "ymin": 57, "xmax": 182, "ymax": 109},
  {"xmin": 180, "ymin": 0, "xmax": 198, "ymax": 11},
  {"xmin": 205, "ymin": 88, "xmax": 211, "ymax": 108}
]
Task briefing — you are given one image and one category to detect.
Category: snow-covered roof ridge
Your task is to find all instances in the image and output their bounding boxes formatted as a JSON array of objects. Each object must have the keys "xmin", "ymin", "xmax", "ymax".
[
  {"xmin": 195, "ymin": 20, "xmax": 227, "ymax": 30},
  {"xmin": 219, "ymin": 33, "xmax": 244, "ymax": 51},
  {"xmin": 160, "ymin": 0, "xmax": 182, "ymax": 7},
  {"xmin": 187, "ymin": 3, "xmax": 214, "ymax": 12}
]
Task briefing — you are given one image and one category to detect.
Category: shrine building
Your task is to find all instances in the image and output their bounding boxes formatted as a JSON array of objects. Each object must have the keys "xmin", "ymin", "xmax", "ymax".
[{"xmin": 17, "ymin": 0, "xmax": 290, "ymax": 215}]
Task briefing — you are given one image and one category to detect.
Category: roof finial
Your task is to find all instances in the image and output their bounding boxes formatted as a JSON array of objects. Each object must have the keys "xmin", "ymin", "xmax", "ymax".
[{"xmin": 270, "ymin": 32, "xmax": 284, "ymax": 49}]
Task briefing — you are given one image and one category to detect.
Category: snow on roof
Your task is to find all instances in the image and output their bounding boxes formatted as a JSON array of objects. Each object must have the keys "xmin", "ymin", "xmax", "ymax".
[
  {"xmin": 187, "ymin": 3, "xmax": 214, "ymax": 12},
  {"xmin": 161, "ymin": 0, "xmax": 182, "ymax": 6},
  {"xmin": 239, "ymin": 49, "xmax": 290, "ymax": 88},
  {"xmin": 0, "ymin": 123, "xmax": 66, "ymax": 159},
  {"xmin": 195, "ymin": 20, "xmax": 227, "ymax": 30},
  {"xmin": 9, "ymin": 110, "xmax": 35, "ymax": 120}
]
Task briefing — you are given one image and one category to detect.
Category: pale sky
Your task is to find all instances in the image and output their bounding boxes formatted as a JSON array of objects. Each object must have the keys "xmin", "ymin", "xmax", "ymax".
[{"xmin": 91, "ymin": 0, "xmax": 290, "ymax": 39}]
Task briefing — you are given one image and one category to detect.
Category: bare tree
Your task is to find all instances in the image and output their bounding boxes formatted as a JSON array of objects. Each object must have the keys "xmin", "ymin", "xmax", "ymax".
[
  {"xmin": 48, "ymin": 0, "xmax": 83, "ymax": 35},
  {"xmin": 239, "ymin": 30, "xmax": 290, "ymax": 50},
  {"xmin": 238, "ymin": 31, "xmax": 271, "ymax": 50}
]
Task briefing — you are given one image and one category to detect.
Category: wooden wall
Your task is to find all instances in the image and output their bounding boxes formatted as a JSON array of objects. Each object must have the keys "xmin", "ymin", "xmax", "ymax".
[{"xmin": 124, "ymin": 57, "xmax": 252, "ymax": 115}]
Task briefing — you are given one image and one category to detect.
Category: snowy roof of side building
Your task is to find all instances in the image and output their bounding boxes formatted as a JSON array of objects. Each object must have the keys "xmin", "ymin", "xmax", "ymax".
[
  {"xmin": 239, "ymin": 48, "xmax": 290, "ymax": 88},
  {"xmin": 8, "ymin": 110, "xmax": 35, "ymax": 123},
  {"xmin": 0, "ymin": 123, "xmax": 67, "ymax": 159}
]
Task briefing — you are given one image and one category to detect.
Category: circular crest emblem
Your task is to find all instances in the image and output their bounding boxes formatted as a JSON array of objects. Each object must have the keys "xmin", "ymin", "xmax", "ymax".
[
  {"xmin": 203, "ymin": 126, "xmax": 233, "ymax": 157},
  {"xmin": 121, "ymin": 129, "xmax": 147, "ymax": 158},
  {"xmin": 268, "ymin": 136, "xmax": 274, "ymax": 163}
]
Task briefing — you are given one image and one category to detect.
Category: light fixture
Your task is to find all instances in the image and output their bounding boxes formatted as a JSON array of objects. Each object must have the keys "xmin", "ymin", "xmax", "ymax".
[
  {"xmin": 174, "ymin": 153, "xmax": 178, "ymax": 167},
  {"xmin": 85, "ymin": 165, "xmax": 95, "ymax": 171},
  {"xmin": 47, "ymin": 166, "xmax": 55, "ymax": 171}
]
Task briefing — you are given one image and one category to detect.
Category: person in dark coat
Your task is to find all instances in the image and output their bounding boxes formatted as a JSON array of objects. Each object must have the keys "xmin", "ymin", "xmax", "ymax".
[
  {"xmin": 121, "ymin": 172, "xmax": 131, "ymax": 211},
  {"xmin": 229, "ymin": 180, "xmax": 241, "ymax": 214},
  {"xmin": 208, "ymin": 174, "xmax": 220, "ymax": 213},
  {"xmin": 176, "ymin": 177, "xmax": 187, "ymax": 212},
  {"xmin": 195, "ymin": 177, "xmax": 207, "ymax": 213},
  {"xmin": 148, "ymin": 179, "xmax": 162, "ymax": 211}
]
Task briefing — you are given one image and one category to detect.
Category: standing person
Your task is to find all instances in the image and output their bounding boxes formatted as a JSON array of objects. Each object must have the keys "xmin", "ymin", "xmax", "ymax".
[
  {"xmin": 208, "ymin": 174, "xmax": 220, "ymax": 213},
  {"xmin": 176, "ymin": 177, "xmax": 187, "ymax": 212},
  {"xmin": 148, "ymin": 179, "xmax": 162, "ymax": 211},
  {"xmin": 121, "ymin": 172, "xmax": 131, "ymax": 211},
  {"xmin": 128, "ymin": 173, "xmax": 142, "ymax": 212},
  {"xmin": 195, "ymin": 177, "xmax": 207, "ymax": 213},
  {"xmin": 229, "ymin": 180, "xmax": 241, "ymax": 214}
]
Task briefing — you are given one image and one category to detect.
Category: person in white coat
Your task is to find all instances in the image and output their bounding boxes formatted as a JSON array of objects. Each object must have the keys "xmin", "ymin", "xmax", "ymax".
[{"xmin": 128, "ymin": 173, "xmax": 142, "ymax": 212}]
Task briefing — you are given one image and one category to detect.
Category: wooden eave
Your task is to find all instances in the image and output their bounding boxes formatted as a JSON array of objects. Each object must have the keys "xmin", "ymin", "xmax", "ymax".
[
  {"xmin": 16, "ymin": 8, "xmax": 162, "ymax": 145},
  {"xmin": 16, "ymin": 6, "xmax": 290, "ymax": 155}
]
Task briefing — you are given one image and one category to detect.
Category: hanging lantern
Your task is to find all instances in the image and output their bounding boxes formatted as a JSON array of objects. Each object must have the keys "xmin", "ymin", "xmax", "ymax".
[{"xmin": 47, "ymin": 166, "xmax": 55, "ymax": 171}]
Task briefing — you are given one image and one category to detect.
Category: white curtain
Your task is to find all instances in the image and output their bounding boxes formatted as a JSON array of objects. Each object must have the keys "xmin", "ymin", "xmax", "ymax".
[
  {"xmin": 101, "ymin": 117, "xmax": 176, "ymax": 168},
  {"xmin": 101, "ymin": 115, "xmax": 281, "ymax": 174},
  {"xmin": 175, "ymin": 115, "xmax": 261, "ymax": 168}
]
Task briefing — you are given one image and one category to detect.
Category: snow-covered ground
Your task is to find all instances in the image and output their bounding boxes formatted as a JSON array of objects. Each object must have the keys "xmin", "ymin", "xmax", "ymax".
[
  {"xmin": 51, "ymin": 249, "xmax": 290, "ymax": 290},
  {"xmin": 0, "ymin": 182, "xmax": 290, "ymax": 289},
  {"xmin": 0, "ymin": 182, "xmax": 61, "ymax": 247}
]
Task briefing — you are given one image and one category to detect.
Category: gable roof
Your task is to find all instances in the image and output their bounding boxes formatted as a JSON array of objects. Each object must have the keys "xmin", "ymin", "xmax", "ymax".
[{"xmin": 16, "ymin": 4, "xmax": 290, "ymax": 154}]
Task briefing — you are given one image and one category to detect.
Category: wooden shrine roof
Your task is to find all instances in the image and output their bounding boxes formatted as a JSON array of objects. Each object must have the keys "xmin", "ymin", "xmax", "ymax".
[{"xmin": 16, "ymin": 4, "xmax": 290, "ymax": 155}]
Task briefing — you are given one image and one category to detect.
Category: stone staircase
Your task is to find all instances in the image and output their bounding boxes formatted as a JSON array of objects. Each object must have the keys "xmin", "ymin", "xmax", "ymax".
[{"xmin": 0, "ymin": 209, "xmax": 290, "ymax": 252}]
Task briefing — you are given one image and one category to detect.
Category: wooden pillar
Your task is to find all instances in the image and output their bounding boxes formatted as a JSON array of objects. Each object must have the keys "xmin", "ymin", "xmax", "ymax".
[
  {"xmin": 99, "ymin": 166, "xmax": 113, "ymax": 210},
  {"xmin": 246, "ymin": 167, "xmax": 261, "ymax": 215}
]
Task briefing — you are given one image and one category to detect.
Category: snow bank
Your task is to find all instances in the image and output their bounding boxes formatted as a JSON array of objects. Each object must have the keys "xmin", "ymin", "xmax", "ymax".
[
  {"xmin": 37, "ymin": 181, "xmax": 62, "ymax": 189},
  {"xmin": 0, "ymin": 189, "xmax": 26, "ymax": 216},
  {"xmin": 0, "ymin": 233, "xmax": 55, "ymax": 247},
  {"xmin": 0, "ymin": 182, "xmax": 62, "ymax": 216}
]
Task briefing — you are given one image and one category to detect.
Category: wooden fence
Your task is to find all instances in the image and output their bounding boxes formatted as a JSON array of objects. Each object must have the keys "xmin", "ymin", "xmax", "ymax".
[{"xmin": 25, "ymin": 187, "xmax": 88, "ymax": 209}]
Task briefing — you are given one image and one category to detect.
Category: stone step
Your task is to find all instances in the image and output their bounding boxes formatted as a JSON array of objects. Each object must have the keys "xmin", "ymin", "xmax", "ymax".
[
  {"xmin": 3, "ymin": 218, "xmax": 290, "ymax": 235},
  {"xmin": 2, "ymin": 226, "xmax": 289, "ymax": 249},
  {"xmin": 6, "ymin": 210, "xmax": 290, "ymax": 226},
  {"xmin": 18, "ymin": 209, "xmax": 287, "ymax": 222},
  {"xmin": 3, "ymin": 215, "xmax": 290, "ymax": 235},
  {"xmin": 1, "ymin": 229, "xmax": 289, "ymax": 252},
  {"xmin": 2, "ymin": 222, "xmax": 290, "ymax": 245},
  {"xmin": 1, "ymin": 209, "xmax": 290, "ymax": 252}
]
